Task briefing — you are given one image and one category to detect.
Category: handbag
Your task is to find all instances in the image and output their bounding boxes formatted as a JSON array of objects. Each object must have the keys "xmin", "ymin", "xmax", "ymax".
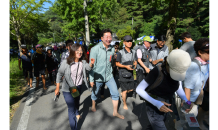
[
  {"xmin": 66, "ymin": 63, "xmax": 80, "ymax": 98},
  {"xmin": 121, "ymin": 70, "xmax": 132, "ymax": 78}
]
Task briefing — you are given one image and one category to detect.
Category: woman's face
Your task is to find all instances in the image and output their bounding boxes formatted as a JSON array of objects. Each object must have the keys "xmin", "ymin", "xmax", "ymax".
[
  {"xmin": 199, "ymin": 49, "xmax": 209, "ymax": 61},
  {"xmin": 75, "ymin": 47, "xmax": 83, "ymax": 59}
]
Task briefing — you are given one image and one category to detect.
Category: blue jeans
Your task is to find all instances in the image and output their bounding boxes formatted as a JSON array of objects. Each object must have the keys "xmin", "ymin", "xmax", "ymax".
[
  {"xmin": 63, "ymin": 85, "xmax": 82, "ymax": 130},
  {"xmin": 91, "ymin": 77, "xmax": 119, "ymax": 100}
]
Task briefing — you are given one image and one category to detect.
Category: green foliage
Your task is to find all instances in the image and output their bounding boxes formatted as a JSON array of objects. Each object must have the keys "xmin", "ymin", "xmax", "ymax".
[
  {"xmin": 187, "ymin": 27, "xmax": 202, "ymax": 41},
  {"xmin": 116, "ymin": 26, "xmax": 135, "ymax": 40},
  {"xmin": 10, "ymin": 0, "xmax": 50, "ymax": 49}
]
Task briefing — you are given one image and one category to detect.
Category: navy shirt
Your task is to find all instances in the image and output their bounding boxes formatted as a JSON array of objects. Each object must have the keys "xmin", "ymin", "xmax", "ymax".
[{"xmin": 18, "ymin": 52, "xmax": 32, "ymax": 69}]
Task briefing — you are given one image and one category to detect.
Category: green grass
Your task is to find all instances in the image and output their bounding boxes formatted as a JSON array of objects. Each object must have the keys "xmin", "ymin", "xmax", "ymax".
[{"xmin": 10, "ymin": 55, "xmax": 26, "ymax": 105}]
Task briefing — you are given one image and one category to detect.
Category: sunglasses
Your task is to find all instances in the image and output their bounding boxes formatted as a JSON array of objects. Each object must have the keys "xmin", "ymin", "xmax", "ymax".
[{"xmin": 126, "ymin": 40, "xmax": 132, "ymax": 42}]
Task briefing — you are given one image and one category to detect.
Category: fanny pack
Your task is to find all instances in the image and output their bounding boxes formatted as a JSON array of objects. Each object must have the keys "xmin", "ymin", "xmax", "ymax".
[{"xmin": 121, "ymin": 70, "xmax": 132, "ymax": 78}]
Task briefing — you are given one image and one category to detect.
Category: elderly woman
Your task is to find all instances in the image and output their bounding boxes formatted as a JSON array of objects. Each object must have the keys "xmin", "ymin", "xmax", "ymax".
[
  {"xmin": 175, "ymin": 38, "xmax": 209, "ymax": 130},
  {"xmin": 55, "ymin": 43, "xmax": 95, "ymax": 130}
]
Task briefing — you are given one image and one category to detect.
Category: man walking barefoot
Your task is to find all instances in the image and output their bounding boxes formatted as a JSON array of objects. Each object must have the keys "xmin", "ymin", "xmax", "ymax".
[{"xmin": 89, "ymin": 29, "xmax": 124, "ymax": 119}]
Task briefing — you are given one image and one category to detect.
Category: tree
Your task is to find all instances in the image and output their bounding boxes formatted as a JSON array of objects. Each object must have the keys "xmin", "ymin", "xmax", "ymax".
[
  {"xmin": 116, "ymin": 26, "xmax": 135, "ymax": 40},
  {"xmin": 53, "ymin": 0, "xmax": 117, "ymax": 43},
  {"xmin": 10, "ymin": 0, "xmax": 50, "ymax": 51}
]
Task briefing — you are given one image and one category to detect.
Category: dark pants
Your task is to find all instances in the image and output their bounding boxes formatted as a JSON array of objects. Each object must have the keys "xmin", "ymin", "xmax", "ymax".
[
  {"xmin": 145, "ymin": 97, "xmax": 169, "ymax": 130},
  {"xmin": 100, "ymin": 83, "xmax": 105, "ymax": 95},
  {"xmin": 62, "ymin": 85, "xmax": 82, "ymax": 130},
  {"xmin": 136, "ymin": 69, "xmax": 147, "ymax": 86},
  {"xmin": 48, "ymin": 70, "xmax": 57, "ymax": 82},
  {"xmin": 23, "ymin": 68, "xmax": 33, "ymax": 78},
  {"xmin": 136, "ymin": 70, "xmax": 147, "ymax": 99}
]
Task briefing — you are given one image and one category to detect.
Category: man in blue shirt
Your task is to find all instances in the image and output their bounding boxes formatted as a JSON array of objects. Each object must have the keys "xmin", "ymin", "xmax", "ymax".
[{"xmin": 18, "ymin": 44, "xmax": 33, "ymax": 88}]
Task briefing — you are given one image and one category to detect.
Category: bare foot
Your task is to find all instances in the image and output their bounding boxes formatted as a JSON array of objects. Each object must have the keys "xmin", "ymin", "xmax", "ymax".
[
  {"xmin": 76, "ymin": 115, "xmax": 81, "ymax": 121},
  {"xmin": 123, "ymin": 105, "xmax": 128, "ymax": 110},
  {"xmin": 30, "ymin": 85, "xmax": 33, "ymax": 88},
  {"xmin": 43, "ymin": 87, "xmax": 47, "ymax": 90},
  {"xmin": 113, "ymin": 113, "xmax": 124, "ymax": 119},
  {"xmin": 91, "ymin": 107, "xmax": 96, "ymax": 112}
]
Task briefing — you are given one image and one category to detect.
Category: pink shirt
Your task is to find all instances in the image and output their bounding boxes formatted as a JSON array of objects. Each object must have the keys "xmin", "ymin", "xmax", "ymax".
[
  {"xmin": 71, "ymin": 62, "xmax": 83, "ymax": 86},
  {"xmin": 137, "ymin": 44, "xmax": 150, "ymax": 58}
]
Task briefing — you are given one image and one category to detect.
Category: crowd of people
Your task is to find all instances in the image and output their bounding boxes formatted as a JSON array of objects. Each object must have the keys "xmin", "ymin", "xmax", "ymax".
[{"xmin": 18, "ymin": 29, "xmax": 209, "ymax": 130}]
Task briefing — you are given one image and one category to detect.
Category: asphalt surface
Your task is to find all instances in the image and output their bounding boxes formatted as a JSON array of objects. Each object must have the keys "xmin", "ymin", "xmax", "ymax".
[{"xmin": 10, "ymin": 75, "xmax": 207, "ymax": 130}]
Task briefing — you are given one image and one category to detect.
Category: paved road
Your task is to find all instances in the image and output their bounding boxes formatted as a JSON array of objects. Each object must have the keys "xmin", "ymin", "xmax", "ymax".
[{"xmin": 10, "ymin": 75, "xmax": 206, "ymax": 130}]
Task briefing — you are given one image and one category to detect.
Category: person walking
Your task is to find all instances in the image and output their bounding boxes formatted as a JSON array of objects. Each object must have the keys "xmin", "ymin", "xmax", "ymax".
[
  {"xmin": 89, "ymin": 28, "xmax": 124, "ymax": 119},
  {"xmin": 18, "ymin": 44, "xmax": 33, "ymax": 88},
  {"xmin": 180, "ymin": 32, "xmax": 196, "ymax": 60},
  {"xmin": 116, "ymin": 35, "xmax": 137, "ymax": 110},
  {"xmin": 52, "ymin": 45, "xmax": 61, "ymax": 67},
  {"xmin": 61, "ymin": 40, "xmax": 74, "ymax": 64},
  {"xmin": 149, "ymin": 35, "xmax": 169, "ymax": 70},
  {"xmin": 136, "ymin": 49, "xmax": 192, "ymax": 130},
  {"xmin": 174, "ymin": 38, "xmax": 209, "ymax": 130},
  {"xmin": 45, "ymin": 46, "xmax": 58, "ymax": 85},
  {"xmin": 31, "ymin": 44, "xmax": 46, "ymax": 90},
  {"xmin": 136, "ymin": 36, "xmax": 153, "ymax": 86},
  {"xmin": 55, "ymin": 43, "xmax": 95, "ymax": 130}
]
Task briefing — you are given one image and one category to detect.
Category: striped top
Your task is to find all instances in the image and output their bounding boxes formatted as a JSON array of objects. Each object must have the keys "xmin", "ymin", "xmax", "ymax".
[{"xmin": 71, "ymin": 62, "xmax": 83, "ymax": 86}]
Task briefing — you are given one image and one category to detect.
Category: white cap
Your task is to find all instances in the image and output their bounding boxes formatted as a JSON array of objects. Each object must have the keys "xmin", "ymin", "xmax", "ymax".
[{"xmin": 167, "ymin": 49, "xmax": 191, "ymax": 81}]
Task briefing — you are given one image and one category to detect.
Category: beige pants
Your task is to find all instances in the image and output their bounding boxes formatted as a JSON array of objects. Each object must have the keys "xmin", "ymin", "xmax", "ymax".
[{"xmin": 174, "ymin": 93, "xmax": 198, "ymax": 130}]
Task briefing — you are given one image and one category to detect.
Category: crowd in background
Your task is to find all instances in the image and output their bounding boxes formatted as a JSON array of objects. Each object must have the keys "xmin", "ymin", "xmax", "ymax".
[{"xmin": 17, "ymin": 29, "xmax": 209, "ymax": 130}]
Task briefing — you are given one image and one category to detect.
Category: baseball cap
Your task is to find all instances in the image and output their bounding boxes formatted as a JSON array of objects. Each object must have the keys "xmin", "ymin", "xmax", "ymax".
[
  {"xmin": 35, "ymin": 44, "xmax": 43, "ymax": 48},
  {"xmin": 167, "ymin": 49, "xmax": 191, "ymax": 81},
  {"xmin": 123, "ymin": 35, "xmax": 132, "ymax": 41},
  {"xmin": 21, "ymin": 44, "xmax": 27, "ymax": 49},
  {"xmin": 143, "ymin": 36, "xmax": 152, "ymax": 42}
]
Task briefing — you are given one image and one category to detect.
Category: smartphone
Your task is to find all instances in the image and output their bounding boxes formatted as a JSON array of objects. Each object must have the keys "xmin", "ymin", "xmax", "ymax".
[
  {"xmin": 54, "ymin": 92, "xmax": 60, "ymax": 102},
  {"xmin": 131, "ymin": 65, "xmax": 135, "ymax": 69}
]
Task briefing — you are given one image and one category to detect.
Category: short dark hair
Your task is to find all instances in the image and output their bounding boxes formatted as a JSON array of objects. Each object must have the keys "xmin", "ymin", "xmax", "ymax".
[
  {"xmin": 157, "ymin": 35, "xmax": 166, "ymax": 41},
  {"xmin": 194, "ymin": 38, "xmax": 209, "ymax": 56},
  {"xmin": 100, "ymin": 28, "xmax": 112, "ymax": 37},
  {"xmin": 65, "ymin": 39, "xmax": 74, "ymax": 47},
  {"xmin": 181, "ymin": 32, "xmax": 192, "ymax": 39},
  {"xmin": 67, "ymin": 43, "xmax": 87, "ymax": 65},
  {"xmin": 115, "ymin": 42, "xmax": 119, "ymax": 46}
]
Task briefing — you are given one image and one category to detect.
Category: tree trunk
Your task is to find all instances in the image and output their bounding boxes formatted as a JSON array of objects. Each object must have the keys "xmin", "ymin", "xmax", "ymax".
[{"xmin": 165, "ymin": 0, "xmax": 178, "ymax": 53}]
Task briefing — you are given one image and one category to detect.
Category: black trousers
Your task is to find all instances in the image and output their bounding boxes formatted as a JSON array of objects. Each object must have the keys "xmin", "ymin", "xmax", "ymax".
[
  {"xmin": 145, "ymin": 97, "xmax": 170, "ymax": 130},
  {"xmin": 136, "ymin": 69, "xmax": 147, "ymax": 86},
  {"xmin": 48, "ymin": 70, "xmax": 57, "ymax": 82}
]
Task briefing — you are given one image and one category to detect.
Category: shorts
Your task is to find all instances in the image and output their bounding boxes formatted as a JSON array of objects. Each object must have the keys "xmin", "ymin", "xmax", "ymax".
[
  {"xmin": 23, "ymin": 68, "xmax": 33, "ymax": 78},
  {"xmin": 34, "ymin": 68, "xmax": 45, "ymax": 77},
  {"xmin": 200, "ymin": 90, "xmax": 209, "ymax": 111},
  {"xmin": 119, "ymin": 81, "xmax": 135, "ymax": 92}
]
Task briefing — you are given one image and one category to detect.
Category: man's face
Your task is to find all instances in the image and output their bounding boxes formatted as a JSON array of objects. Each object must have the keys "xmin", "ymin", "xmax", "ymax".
[
  {"xmin": 37, "ymin": 47, "xmax": 42, "ymax": 52},
  {"xmin": 157, "ymin": 40, "xmax": 165, "ymax": 48},
  {"xmin": 101, "ymin": 32, "xmax": 112, "ymax": 46},
  {"xmin": 22, "ymin": 48, "xmax": 27, "ymax": 54},
  {"xmin": 47, "ymin": 50, "xmax": 51, "ymax": 54},
  {"xmin": 143, "ymin": 41, "xmax": 151, "ymax": 48},
  {"xmin": 123, "ymin": 40, "xmax": 132, "ymax": 48}
]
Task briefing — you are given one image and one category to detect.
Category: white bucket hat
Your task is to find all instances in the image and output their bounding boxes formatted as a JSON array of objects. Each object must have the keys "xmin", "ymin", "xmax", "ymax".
[{"xmin": 167, "ymin": 49, "xmax": 191, "ymax": 81}]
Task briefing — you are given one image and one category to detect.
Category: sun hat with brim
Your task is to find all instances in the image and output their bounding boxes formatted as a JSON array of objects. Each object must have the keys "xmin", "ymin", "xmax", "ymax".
[
  {"xmin": 167, "ymin": 49, "xmax": 191, "ymax": 81},
  {"xmin": 143, "ymin": 36, "xmax": 152, "ymax": 42}
]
